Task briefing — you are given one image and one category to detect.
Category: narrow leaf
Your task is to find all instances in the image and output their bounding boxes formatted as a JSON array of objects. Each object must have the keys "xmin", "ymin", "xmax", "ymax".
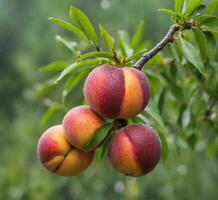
[
  {"xmin": 48, "ymin": 17, "xmax": 87, "ymax": 40},
  {"xmin": 131, "ymin": 21, "xmax": 144, "ymax": 49},
  {"xmin": 158, "ymin": 88, "xmax": 165, "ymax": 114},
  {"xmin": 55, "ymin": 35, "xmax": 78, "ymax": 52},
  {"xmin": 158, "ymin": 130, "xmax": 169, "ymax": 161},
  {"xmin": 197, "ymin": 15, "xmax": 215, "ymax": 23},
  {"xmin": 184, "ymin": 0, "xmax": 202, "ymax": 17},
  {"xmin": 40, "ymin": 104, "xmax": 62, "ymax": 130},
  {"xmin": 36, "ymin": 82, "xmax": 54, "ymax": 97},
  {"xmin": 158, "ymin": 9, "xmax": 177, "ymax": 15},
  {"xmin": 62, "ymin": 70, "xmax": 88, "ymax": 101},
  {"xmin": 78, "ymin": 51, "xmax": 113, "ymax": 62},
  {"xmin": 182, "ymin": 108, "xmax": 191, "ymax": 128},
  {"xmin": 97, "ymin": 129, "xmax": 115, "ymax": 161},
  {"xmin": 118, "ymin": 30, "xmax": 133, "ymax": 57},
  {"xmin": 201, "ymin": 17, "xmax": 218, "ymax": 34},
  {"xmin": 99, "ymin": 24, "xmax": 114, "ymax": 51},
  {"xmin": 55, "ymin": 58, "xmax": 108, "ymax": 83},
  {"xmin": 39, "ymin": 61, "xmax": 68, "ymax": 73},
  {"xmin": 206, "ymin": 0, "xmax": 218, "ymax": 15},
  {"xmin": 70, "ymin": 7, "xmax": 98, "ymax": 45},
  {"xmin": 191, "ymin": 5, "xmax": 206, "ymax": 16},
  {"xmin": 83, "ymin": 123, "xmax": 113, "ymax": 152},
  {"xmin": 193, "ymin": 29, "xmax": 207, "ymax": 61},
  {"xmin": 175, "ymin": 0, "xmax": 183, "ymax": 13},
  {"xmin": 144, "ymin": 101, "xmax": 165, "ymax": 127},
  {"xmin": 204, "ymin": 31, "xmax": 216, "ymax": 60},
  {"xmin": 178, "ymin": 36, "xmax": 207, "ymax": 78},
  {"xmin": 200, "ymin": 16, "xmax": 218, "ymax": 27}
]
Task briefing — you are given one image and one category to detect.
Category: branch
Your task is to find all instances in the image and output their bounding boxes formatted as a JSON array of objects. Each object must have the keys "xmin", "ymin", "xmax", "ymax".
[{"xmin": 134, "ymin": 24, "xmax": 180, "ymax": 70}]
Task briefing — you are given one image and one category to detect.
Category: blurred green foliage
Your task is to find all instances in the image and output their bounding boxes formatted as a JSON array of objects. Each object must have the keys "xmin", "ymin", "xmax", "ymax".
[{"xmin": 0, "ymin": 0, "xmax": 217, "ymax": 200}]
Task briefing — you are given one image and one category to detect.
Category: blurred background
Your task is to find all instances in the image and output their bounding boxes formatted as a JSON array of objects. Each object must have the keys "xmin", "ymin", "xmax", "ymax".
[{"xmin": 0, "ymin": 0, "xmax": 217, "ymax": 199}]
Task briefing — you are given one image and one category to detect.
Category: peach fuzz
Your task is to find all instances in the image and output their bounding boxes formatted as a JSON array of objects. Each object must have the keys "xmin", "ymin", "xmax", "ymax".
[
  {"xmin": 108, "ymin": 124, "xmax": 161, "ymax": 177},
  {"xmin": 83, "ymin": 65, "xmax": 150, "ymax": 119},
  {"xmin": 37, "ymin": 125, "xmax": 94, "ymax": 176},
  {"xmin": 63, "ymin": 106, "xmax": 104, "ymax": 150}
]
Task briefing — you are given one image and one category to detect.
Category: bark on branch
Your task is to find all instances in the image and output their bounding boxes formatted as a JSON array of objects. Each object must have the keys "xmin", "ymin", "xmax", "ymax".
[{"xmin": 134, "ymin": 24, "xmax": 180, "ymax": 70}]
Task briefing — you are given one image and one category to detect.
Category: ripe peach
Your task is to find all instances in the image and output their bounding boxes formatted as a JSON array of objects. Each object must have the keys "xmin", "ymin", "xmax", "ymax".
[
  {"xmin": 83, "ymin": 65, "xmax": 150, "ymax": 119},
  {"xmin": 108, "ymin": 124, "xmax": 161, "ymax": 177},
  {"xmin": 37, "ymin": 125, "xmax": 94, "ymax": 176},
  {"xmin": 63, "ymin": 105, "xmax": 104, "ymax": 150}
]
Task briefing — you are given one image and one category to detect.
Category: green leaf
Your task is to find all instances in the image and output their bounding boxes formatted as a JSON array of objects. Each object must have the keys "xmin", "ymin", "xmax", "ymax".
[
  {"xmin": 183, "ymin": 0, "xmax": 202, "ymax": 17},
  {"xmin": 181, "ymin": 108, "xmax": 191, "ymax": 128},
  {"xmin": 191, "ymin": 5, "xmax": 206, "ymax": 16},
  {"xmin": 55, "ymin": 35, "xmax": 78, "ymax": 52},
  {"xmin": 39, "ymin": 61, "xmax": 68, "ymax": 73},
  {"xmin": 200, "ymin": 17, "xmax": 218, "ymax": 34},
  {"xmin": 175, "ymin": 0, "xmax": 183, "ymax": 13},
  {"xmin": 83, "ymin": 123, "xmax": 113, "ymax": 152},
  {"xmin": 204, "ymin": 31, "xmax": 216, "ymax": 60},
  {"xmin": 55, "ymin": 58, "xmax": 109, "ymax": 83},
  {"xmin": 158, "ymin": 130, "xmax": 169, "ymax": 161},
  {"xmin": 144, "ymin": 101, "xmax": 165, "ymax": 127},
  {"xmin": 206, "ymin": 0, "xmax": 218, "ymax": 15},
  {"xmin": 158, "ymin": 88, "xmax": 165, "ymax": 114},
  {"xmin": 170, "ymin": 44, "xmax": 181, "ymax": 63},
  {"xmin": 193, "ymin": 29, "xmax": 207, "ymax": 61},
  {"xmin": 97, "ymin": 129, "xmax": 115, "ymax": 161},
  {"xmin": 62, "ymin": 70, "xmax": 88, "ymax": 102},
  {"xmin": 177, "ymin": 36, "xmax": 207, "ymax": 78},
  {"xmin": 78, "ymin": 51, "xmax": 113, "ymax": 62},
  {"xmin": 128, "ymin": 48, "xmax": 147, "ymax": 61},
  {"xmin": 40, "ymin": 103, "xmax": 62, "ymax": 130},
  {"xmin": 170, "ymin": 61, "xmax": 178, "ymax": 78},
  {"xmin": 131, "ymin": 21, "xmax": 144, "ymax": 49},
  {"xmin": 36, "ymin": 82, "xmax": 54, "ymax": 97},
  {"xmin": 48, "ymin": 18, "xmax": 87, "ymax": 40},
  {"xmin": 158, "ymin": 9, "xmax": 177, "ymax": 15},
  {"xmin": 118, "ymin": 30, "xmax": 133, "ymax": 57},
  {"xmin": 69, "ymin": 7, "xmax": 98, "ymax": 46},
  {"xmin": 200, "ymin": 16, "xmax": 218, "ymax": 27},
  {"xmin": 99, "ymin": 24, "xmax": 114, "ymax": 51},
  {"xmin": 197, "ymin": 15, "xmax": 214, "ymax": 23}
]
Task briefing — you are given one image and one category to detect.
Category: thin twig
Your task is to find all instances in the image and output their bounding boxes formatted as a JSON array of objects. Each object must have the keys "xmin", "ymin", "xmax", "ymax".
[{"xmin": 134, "ymin": 24, "xmax": 180, "ymax": 70}]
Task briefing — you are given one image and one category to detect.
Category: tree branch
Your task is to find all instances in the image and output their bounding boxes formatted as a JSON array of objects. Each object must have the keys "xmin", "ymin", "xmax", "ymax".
[{"xmin": 134, "ymin": 24, "xmax": 180, "ymax": 70}]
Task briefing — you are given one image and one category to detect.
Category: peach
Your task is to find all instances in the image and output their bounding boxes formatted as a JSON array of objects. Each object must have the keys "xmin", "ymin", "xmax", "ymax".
[
  {"xmin": 63, "ymin": 105, "xmax": 104, "ymax": 150},
  {"xmin": 108, "ymin": 124, "xmax": 161, "ymax": 177},
  {"xmin": 83, "ymin": 65, "xmax": 150, "ymax": 119},
  {"xmin": 37, "ymin": 125, "xmax": 94, "ymax": 176}
]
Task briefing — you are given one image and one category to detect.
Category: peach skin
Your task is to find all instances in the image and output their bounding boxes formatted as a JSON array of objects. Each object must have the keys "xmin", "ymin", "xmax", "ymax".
[
  {"xmin": 63, "ymin": 106, "xmax": 104, "ymax": 150},
  {"xmin": 108, "ymin": 123, "xmax": 161, "ymax": 177},
  {"xmin": 83, "ymin": 65, "xmax": 150, "ymax": 119},
  {"xmin": 37, "ymin": 125, "xmax": 94, "ymax": 176}
]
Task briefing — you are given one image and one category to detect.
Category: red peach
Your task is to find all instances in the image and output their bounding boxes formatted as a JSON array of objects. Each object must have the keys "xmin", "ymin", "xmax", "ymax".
[
  {"xmin": 63, "ymin": 106, "xmax": 104, "ymax": 150},
  {"xmin": 83, "ymin": 65, "xmax": 150, "ymax": 119},
  {"xmin": 108, "ymin": 123, "xmax": 161, "ymax": 177},
  {"xmin": 37, "ymin": 125, "xmax": 94, "ymax": 176}
]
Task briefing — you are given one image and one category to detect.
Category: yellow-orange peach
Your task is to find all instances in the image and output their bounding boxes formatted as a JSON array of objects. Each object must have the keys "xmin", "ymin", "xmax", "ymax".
[
  {"xmin": 63, "ymin": 106, "xmax": 104, "ymax": 150},
  {"xmin": 37, "ymin": 125, "xmax": 94, "ymax": 176},
  {"xmin": 108, "ymin": 124, "xmax": 161, "ymax": 177},
  {"xmin": 83, "ymin": 65, "xmax": 150, "ymax": 119}
]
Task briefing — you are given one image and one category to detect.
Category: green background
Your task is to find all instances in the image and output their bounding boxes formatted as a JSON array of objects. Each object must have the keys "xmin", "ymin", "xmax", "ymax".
[{"xmin": 0, "ymin": 0, "xmax": 217, "ymax": 199}]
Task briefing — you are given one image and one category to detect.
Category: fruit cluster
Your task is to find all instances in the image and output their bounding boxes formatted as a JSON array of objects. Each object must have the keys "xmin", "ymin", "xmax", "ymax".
[{"xmin": 37, "ymin": 65, "xmax": 161, "ymax": 177}]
